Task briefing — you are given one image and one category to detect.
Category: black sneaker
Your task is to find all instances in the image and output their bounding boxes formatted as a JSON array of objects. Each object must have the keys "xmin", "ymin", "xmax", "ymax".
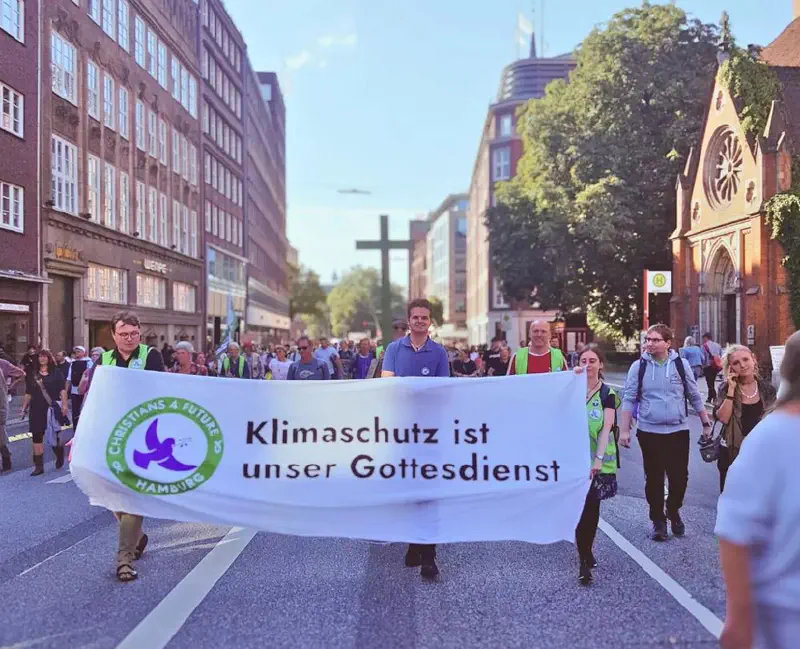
[
  {"xmin": 578, "ymin": 560, "xmax": 593, "ymax": 586},
  {"xmin": 650, "ymin": 521, "xmax": 668, "ymax": 542},
  {"xmin": 670, "ymin": 513, "xmax": 685, "ymax": 537},
  {"xmin": 420, "ymin": 558, "xmax": 440, "ymax": 581},
  {"xmin": 404, "ymin": 547, "xmax": 422, "ymax": 568}
]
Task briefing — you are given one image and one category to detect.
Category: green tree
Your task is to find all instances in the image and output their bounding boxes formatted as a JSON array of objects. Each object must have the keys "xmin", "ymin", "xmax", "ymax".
[
  {"xmin": 326, "ymin": 267, "xmax": 405, "ymax": 337},
  {"xmin": 485, "ymin": 3, "xmax": 719, "ymax": 336},
  {"xmin": 289, "ymin": 266, "xmax": 327, "ymax": 320}
]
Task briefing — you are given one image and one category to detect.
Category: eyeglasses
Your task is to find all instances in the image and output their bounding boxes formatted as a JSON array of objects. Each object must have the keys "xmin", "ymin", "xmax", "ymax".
[
  {"xmin": 644, "ymin": 337, "xmax": 665, "ymax": 343},
  {"xmin": 297, "ymin": 346, "xmax": 308, "ymax": 351},
  {"xmin": 115, "ymin": 331, "xmax": 141, "ymax": 340}
]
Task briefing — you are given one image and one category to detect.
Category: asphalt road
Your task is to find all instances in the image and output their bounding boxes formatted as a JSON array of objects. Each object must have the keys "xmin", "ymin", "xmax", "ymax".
[{"xmin": 0, "ymin": 401, "xmax": 727, "ymax": 649}]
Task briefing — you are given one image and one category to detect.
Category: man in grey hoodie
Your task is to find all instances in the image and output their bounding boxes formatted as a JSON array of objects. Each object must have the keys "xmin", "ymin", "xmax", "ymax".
[{"xmin": 618, "ymin": 324, "xmax": 713, "ymax": 541}]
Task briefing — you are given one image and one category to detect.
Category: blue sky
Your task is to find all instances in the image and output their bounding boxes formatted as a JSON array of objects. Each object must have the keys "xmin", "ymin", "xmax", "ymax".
[{"xmin": 226, "ymin": 0, "xmax": 792, "ymax": 290}]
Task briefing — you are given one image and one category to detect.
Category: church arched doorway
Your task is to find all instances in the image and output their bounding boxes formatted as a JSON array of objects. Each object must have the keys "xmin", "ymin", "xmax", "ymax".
[{"xmin": 702, "ymin": 246, "xmax": 740, "ymax": 346}]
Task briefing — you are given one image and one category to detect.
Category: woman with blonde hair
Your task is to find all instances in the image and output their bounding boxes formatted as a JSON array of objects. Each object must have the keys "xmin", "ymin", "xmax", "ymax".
[
  {"xmin": 713, "ymin": 344, "xmax": 776, "ymax": 492},
  {"xmin": 715, "ymin": 332, "xmax": 800, "ymax": 649}
]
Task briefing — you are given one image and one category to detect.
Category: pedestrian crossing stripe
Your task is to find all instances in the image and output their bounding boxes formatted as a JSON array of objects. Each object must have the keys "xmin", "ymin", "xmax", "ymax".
[{"xmin": 8, "ymin": 425, "xmax": 72, "ymax": 444}]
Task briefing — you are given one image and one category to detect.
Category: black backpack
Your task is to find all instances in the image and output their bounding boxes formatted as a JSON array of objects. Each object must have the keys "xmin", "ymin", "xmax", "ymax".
[{"xmin": 636, "ymin": 356, "xmax": 689, "ymax": 417}]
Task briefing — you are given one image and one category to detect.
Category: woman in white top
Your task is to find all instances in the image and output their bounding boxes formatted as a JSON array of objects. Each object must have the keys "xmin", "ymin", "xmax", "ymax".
[
  {"xmin": 716, "ymin": 330, "xmax": 800, "ymax": 649},
  {"xmin": 268, "ymin": 346, "xmax": 293, "ymax": 381}
]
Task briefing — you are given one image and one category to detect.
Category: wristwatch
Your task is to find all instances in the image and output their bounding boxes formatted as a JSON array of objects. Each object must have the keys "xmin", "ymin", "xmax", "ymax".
[{"xmin": 595, "ymin": 453, "xmax": 604, "ymax": 461}]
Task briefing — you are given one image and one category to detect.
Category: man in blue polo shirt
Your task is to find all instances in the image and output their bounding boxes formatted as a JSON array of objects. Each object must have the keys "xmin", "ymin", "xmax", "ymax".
[{"xmin": 382, "ymin": 298, "xmax": 449, "ymax": 580}]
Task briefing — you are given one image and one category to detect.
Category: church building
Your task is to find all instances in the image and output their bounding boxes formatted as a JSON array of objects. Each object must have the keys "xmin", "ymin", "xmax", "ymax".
[{"xmin": 670, "ymin": 11, "xmax": 800, "ymax": 370}]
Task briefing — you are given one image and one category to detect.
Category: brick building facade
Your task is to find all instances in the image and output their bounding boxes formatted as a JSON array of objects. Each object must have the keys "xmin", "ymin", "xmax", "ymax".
[
  {"xmin": 40, "ymin": 0, "xmax": 204, "ymax": 354},
  {"xmin": 0, "ymin": 0, "xmax": 42, "ymax": 361},
  {"xmin": 671, "ymin": 19, "xmax": 800, "ymax": 368}
]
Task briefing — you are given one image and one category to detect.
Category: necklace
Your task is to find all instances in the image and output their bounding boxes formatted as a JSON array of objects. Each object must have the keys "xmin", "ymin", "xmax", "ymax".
[
  {"xmin": 741, "ymin": 383, "xmax": 759, "ymax": 400},
  {"xmin": 586, "ymin": 380, "xmax": 601, "ymax": 398}
]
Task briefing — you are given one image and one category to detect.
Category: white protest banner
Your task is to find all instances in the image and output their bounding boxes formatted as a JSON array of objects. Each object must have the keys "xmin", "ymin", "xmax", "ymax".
[{"xmin": 71, "ymin": 367, "xmax": 591, "ymax": 544}]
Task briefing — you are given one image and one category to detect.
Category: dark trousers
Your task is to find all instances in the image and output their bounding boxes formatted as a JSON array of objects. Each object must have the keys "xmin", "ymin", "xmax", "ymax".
[
  {"xmin": 637, "ymin": 430, "xmax": 690, "ymax": 522},
  {"xmin": 575, "ymin": 494, "xmax": 600, "ymax": 562},
  {"xmin": 70, "ymin": 393, "xmax": 84, "ymax": 430},
  {"xmin": 704, "ymin": 367, "xmax": 719, "ymax": 401},
  {"xmin": 718, "ymin": 446, "xmax": 732, "ymax": 493},
  {"xmin": 408, "ymin": 543, "xmax": 436, "ymax": 561}
]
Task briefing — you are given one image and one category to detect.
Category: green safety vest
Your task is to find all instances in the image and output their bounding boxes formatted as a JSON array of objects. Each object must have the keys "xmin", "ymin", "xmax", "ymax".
[
  {"xmin": 101, "ymin": 344, "xmax": 150, "ymax": 369},
  {"xmin": 222, "ymin": 355, "xmax": 245, "ymax": 377},
  {"xmin": 513, "ymin": 347, "xmax": 565, "ymax": 374},
  {"xmin": 587, "ymin": 384, "xmax": 620, "ymax": 475}
]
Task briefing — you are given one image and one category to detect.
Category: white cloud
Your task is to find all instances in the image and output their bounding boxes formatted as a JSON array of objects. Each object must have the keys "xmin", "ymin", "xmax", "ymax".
[
  {"xmin": 317, "ymin": 32, "xmax": 358, "ymax": 49},
  {"xmin": 285, "ymin": 50, "xmax": 313, "ymax": 70},
  {"xmin": 318, "ymin": 59, "xmax": 329, "ymax": 69}
]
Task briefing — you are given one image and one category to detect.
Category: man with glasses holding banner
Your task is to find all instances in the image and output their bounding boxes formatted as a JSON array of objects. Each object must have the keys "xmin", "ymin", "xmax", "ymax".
[
  {"xmin": 94, "ymin": 311, "xmax": 164, "ymax": 582},
  {"xmin": 618, "ymin": 324, "xmax": 712, "ymax": 542}
]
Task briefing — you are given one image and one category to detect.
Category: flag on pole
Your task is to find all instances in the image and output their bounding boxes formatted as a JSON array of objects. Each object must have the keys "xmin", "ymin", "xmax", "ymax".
[
  {"xmin": 215, "ymin": 294, "xmax": 238, "ymax": 359},
  {"xmin": 516, "ymin": 12, "xmax": 534, "ymax": 54}
]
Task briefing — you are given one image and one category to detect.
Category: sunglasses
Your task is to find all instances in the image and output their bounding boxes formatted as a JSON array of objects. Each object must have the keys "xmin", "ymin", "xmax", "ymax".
[{"xmin": 297, "ymin": 346, "xmax": 309, "ymax": 351}]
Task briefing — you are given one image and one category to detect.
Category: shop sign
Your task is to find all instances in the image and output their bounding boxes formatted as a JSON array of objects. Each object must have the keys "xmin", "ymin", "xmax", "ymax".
[
  {"xmin": 144, "ymin": 259, "xmax": 168, "ymax": 274},
  {"xmin": 0, "ymin": 303, "xmax": 30, "ymax": 313},
  {"xmin": 55, "ymin": 245, "xmax": 82, "ymax": 261}
]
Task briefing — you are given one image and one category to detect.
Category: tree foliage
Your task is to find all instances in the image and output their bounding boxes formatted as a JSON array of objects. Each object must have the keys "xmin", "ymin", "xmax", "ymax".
[
  {"xmin": 427, "ymin": 296, "xmax": 444, "ymax": 327},
  {"xmin": 326, "ymin": 267, "xmax": 405, "ymax": 337},
  {"xmin": 719, "ymin": 49, "xmax": 780, "ymax": 137},
  {"xmin": 485, "ymin": 4, "xmax": 719, "ymax": 336},
  {"xmin": 289, "ymin": 266, "xmax": 327, "ymax": 320}
]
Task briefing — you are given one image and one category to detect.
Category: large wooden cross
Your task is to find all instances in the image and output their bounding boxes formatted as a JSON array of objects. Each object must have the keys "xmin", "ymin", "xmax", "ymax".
[{"xmin": 356, "ymin": 214, "xmax": 413, "ymax": 342}]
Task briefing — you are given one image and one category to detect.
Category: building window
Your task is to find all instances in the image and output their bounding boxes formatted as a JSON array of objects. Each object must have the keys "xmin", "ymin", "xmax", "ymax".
[
  {"xmin": 87, "ymin": 0, "xmax": 99, "ymax": 24},
  {"xmin": 212, "ymin": 204, "xmax": 218, "ymax": 236},
  {"xmin": 204, "ymin": 152, "xmax": 210, "ymax": 184},
  {"xmin": 225, "ymin": 210, "xmax": 231, "ymax": 241},
  {"xmin": 158, "ymin": 118, "xmax": 167, "ymax": 165},
  {"xmin": 499, "ymin": 113, "xmax": 512, "ymax": 138},
  {"xmin": 103, "ymin": 164, "xmax": 115, "ymax": 228},
  {"xmin": 101, "ymin": 0, "xmax": 114, "ymax": 39},
  {"xmin": 147, "ymin": 187, "xmax": 157, "ymax": 243},
  {"xmin": 117, "ymin": 0, "xmax": 129, "ymax": 51},
  {"xmin": 202, "ymin": 101, "xmax": 209, "ymax": 133},
  {"xmin": 1, "ymin": 0, "xmax": 23, "ymax": 41},
  {"xmin": 0, "ymin": 181, "xmax": 23, "ymax": 233},
  {"xmin": 51, "ymin": 32, "xmax": 77, "ymax": 104},
  {"xmin": 492, "ymin": 147, "xmax": 511, "ymax": 181},
  {"xmin": 205, "ymin": 200, "xmax": 211, "ymax": 232},
  {"xmin": 118, "ymin": 86, "xmax": 128, "ymax": 139},
  {"xmin": 170, "ymin": 57, "xmax": 179, "ymax": 101},
  {"xmin": 135, "ymin": 100, "xmax": 144, "ymax": 150},
  {"xmin": 119, "ymin": 171, "xmax": 129, "ymax": 233},
  {"xmin": 146, "ymin": 28, "xmax": 156, "ymax": 77},
  {"xmin": 85, "ymin": 64, "xmax": 102, "ymax": 123},
  {"xmin": 237, "ymin": 219, "xmax": 242, "ymax": 247},
  {"xmin": 157, "ymin": 41, "xmax": 167, "ymax": 89},
  {"xmin": 136, "ymin": 273, "xmax": 166, "ymax": 309},
  {"xmin": 147, "ymin": 110, "xmax": 156, "ymax": 156},
  {"xmin": 159, "ymin": 192, "xmax": 167, "ymax": 246},
  {"xmin": 181, "ymin": 135, "xmax": 188, "ymax": 180},
  {"xmin": 87, "ymin": 264, "xmax": 127, "ymax": 304},
  {"xmin": 87, "ymin": 155, "xmax": 100, "ymax": 222},
  {"xmin": 173, "ymin": 282, "xmax": 196, "ymax": 313},
  {"xmin": 135, "ymin": 180, "xmax": 144, "ymax": 236},
  {"xmin": 133, "ymin": 16, "xmax": 144, "ymax": 67},
  {"xmin": 182, "ymin": 204, "xmax": 189, "ymax": 253},
  {"xmin": 172, "ymin": 199, "xmax": 180, "ymax": 248},
  {"xmin": 103, "ymin": 74, "xmax": 114, "ymax": 129},
  {"xmin": 180, "ymin": 67, "xmax": 188, "ymax": 111},
  {"xmin": 189, "ymin": 144, "xmax": 197, "ymax": 185},
  {"xmin": 188, "ymin": 75, "xmax": 197, "ymax": 118},
  {"xmin": 492, "ymin": 277, "xmax": 509, "ymax": 309},
  {"xmin": 1, "ymin": 82, "xmax": 23, "ymax": 137},
  {"xmin": 172, "ymin": 128, "xmax": 179, "ymax": 171},
  {"xmin": 190, "ymin": 209, "xmax": 197, "ymax": 256},
  {"xmin": 51, "ymin": 135, "xmax": 78, "ymax": 215}
]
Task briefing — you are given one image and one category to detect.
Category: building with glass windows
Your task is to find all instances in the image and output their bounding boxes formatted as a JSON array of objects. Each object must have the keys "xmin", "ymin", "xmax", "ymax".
[
  {"xmin": 41, "ymin": 0, "xmax": 204, "ymax": 353},
  {"xmin": 465, "ymin": 37, "xmax": 575, "ymax": 346}
]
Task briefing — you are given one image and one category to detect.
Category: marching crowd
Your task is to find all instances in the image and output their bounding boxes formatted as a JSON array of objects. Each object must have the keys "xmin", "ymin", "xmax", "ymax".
[{"xmin": 0, "ymin": 298, "xmax": 798, "ymax": 649}]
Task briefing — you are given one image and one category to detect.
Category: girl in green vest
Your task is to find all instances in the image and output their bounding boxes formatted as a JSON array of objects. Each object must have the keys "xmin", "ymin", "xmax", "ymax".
[{"xmin": 575, "ymin": 344, "xmax": 620, "ymax": 585}]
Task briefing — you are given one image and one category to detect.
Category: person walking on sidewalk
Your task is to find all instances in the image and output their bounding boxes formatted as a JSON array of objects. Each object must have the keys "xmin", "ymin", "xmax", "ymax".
[
  {"xmin": 21, "ymin": 350, "xmax": 68, "ymax": 476},
  {"xmin": 381, "ymin": 298, "xmax": 450, "ymax": 581},
  {"xmin": 619, "ymin": 324, "xmax": 712, "ymax": 541},
  {"xmin": 701, "ymin": 333, "xmax": 723, "ymax": 403},
  {"xmin": 96, "ymin": 310, "xmax": 165, "ymax": 582},
  {"xmin": 0, "ymin": 357, "xmax": 25, "ymax": 472}
]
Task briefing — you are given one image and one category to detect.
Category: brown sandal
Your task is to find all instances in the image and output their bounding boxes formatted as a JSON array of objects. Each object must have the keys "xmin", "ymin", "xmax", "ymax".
[
  {"xmin": 134, "ymin": 534, "xmax": 148, "ymax": 560},
  {"xmin": 116, "ymin": 563, "xmax": 138, "ymax": 582}
]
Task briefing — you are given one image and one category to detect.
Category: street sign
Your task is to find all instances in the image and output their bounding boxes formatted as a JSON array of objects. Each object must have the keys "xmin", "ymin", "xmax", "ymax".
[
  {"xmin": 646, "ymin": 271, "xmax": 672, "ymax": 294},
  {"xmin": 770, "ymin": 346, "xmax": 785, "ymax": 372}
]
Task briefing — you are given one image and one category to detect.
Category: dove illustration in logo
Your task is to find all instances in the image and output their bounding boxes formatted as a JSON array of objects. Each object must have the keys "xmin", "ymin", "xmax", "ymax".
[{"xmin": 133, "ymin": 419, "xmax": 198, "ymax": 472}]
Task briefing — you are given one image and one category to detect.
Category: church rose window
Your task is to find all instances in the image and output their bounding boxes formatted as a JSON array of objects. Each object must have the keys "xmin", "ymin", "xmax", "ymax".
[{"xmin": 704, "ymin": 127, "xmax": 743, "ymax": 209}]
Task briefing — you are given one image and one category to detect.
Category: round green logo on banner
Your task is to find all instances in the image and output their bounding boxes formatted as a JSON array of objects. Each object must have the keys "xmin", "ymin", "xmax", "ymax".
[{"xmin": 106, "ymin": 397, "xmax": 224, "ymax": 495}]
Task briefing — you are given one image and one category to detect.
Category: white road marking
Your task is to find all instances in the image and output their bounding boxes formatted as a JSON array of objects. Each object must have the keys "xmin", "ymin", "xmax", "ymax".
[
  {"xmin": 8, "ymin": 432, "xmax": 32, "ymax": 443},
  {"xmin": 115, "ymin": 527, "xmax": 257, "ymax": 649},
  {"xmin": 599, "ymin": 518, "xmax": 723, "ymax": 638},
  {"xmin": 18, "ymin": 535, "xmax": 95, "ymax": 577},
  {"xmin": 46, "ymin": 474, "xmax": 74, "ymax": 484}
]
